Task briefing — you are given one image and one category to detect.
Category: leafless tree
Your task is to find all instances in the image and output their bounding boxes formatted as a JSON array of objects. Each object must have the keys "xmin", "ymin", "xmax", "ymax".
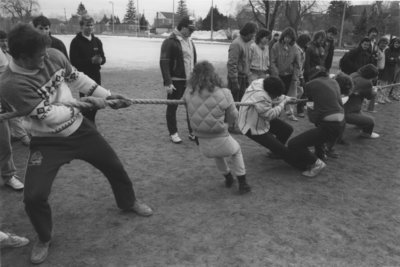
[
  {"xmin": 284, "ymin": 0, "xmax": 317, "ymax": 33},
  {"xmin": 248, "ymin": 0, "xmax": 283, "ymax": 31},
  {"xmin": 0, "ymin": 0, "xmax": 40, "ymax": 23}
]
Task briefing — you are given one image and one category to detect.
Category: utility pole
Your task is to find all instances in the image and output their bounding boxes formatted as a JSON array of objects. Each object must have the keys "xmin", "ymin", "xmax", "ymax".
[
  {"xmin": 137, "ymin": 0, "xmax": 139, "ymax": 35},
  {"xmin": 172, "ymin": 0, "xmax": 175, "ymax": 29},
  {"xmin": 64, "ymin": 8, "xmax": 67, "ymax": 23},
  {"xmin": 210, "ymin": 0, "xmax": 214, "ymax": 40},
  {"xmin": 339, "ymin": 2, "xmax": 346, "ymax": 48},
  {"xmin": 109, "ymin": 1, "xmax": 114, "ymax": 34}
]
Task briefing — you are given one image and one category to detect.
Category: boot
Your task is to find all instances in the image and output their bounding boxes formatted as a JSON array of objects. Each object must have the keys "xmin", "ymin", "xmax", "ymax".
[
  {"xmin": 237, "ymin": 175, "xmax": 251, "ymax": 194},
  {"xmin": 224, "ymin": 173, "xmax": 234, "ymax": 188}
]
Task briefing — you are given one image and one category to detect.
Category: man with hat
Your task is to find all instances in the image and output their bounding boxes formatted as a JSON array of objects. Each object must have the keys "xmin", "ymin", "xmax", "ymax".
[{"xmin": 160, "ymin": 16, "xmax": 197, "ymax": 144}]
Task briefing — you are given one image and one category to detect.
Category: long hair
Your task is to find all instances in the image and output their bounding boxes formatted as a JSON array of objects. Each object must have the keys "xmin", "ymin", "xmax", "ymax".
[
  {"xmin": 188, "ymin": 61, "xmax": 223, "ymax": 94},
  {"xmin": 279, "ymin": 27, "xmax": 296, "ymax": 45}
]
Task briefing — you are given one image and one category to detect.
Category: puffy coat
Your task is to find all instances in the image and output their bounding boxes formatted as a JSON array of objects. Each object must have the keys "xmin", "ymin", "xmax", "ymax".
[{"xmin": 184, "ymin": 87, "xmax": 237, "ymax": 138}]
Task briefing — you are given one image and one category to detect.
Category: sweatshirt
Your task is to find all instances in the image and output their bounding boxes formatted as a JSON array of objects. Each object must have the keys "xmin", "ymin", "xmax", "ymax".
[
  {"xmin": 238, "ymin": 78, "xmax": 288, "ymax": 135},
  {"xmin": 0, "ymin": 48, "xmax": 111, "ymax": 137}
]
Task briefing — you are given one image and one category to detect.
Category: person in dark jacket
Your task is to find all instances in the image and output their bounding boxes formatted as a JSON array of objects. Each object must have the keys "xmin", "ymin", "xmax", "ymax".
[
  {"xmin": 339, "ymin": 37, "xmax": 374, "ymax": 75},
  {"xmin": 70, "ymin": 14, "xmax": 106, "ymax": 124},
  {"xmin": 160, "ymin": 16, "xmax": 196, "ymax": 144},
  {"xmin": 344, "ymin": 64, "xmax": 380, "ymax": 138},
  {"xmin": 381, "ymin": 38, "xmax": 400, "ymax": 100},
  {"xmin": 304, "ymin": 30, "xmax": 326, "ymax": 81},
  {"xmin": 32, "ymin": 15, "xmax": 69, "ymax": 59},
  {"xmin": 323, "ymin": 26, "xmax": 338, "ymax": 72}
]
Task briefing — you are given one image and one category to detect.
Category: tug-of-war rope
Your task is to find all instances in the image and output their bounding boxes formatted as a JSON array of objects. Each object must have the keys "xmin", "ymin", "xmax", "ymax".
[{"xmin": 0, "ymin": 81, "xmax": 399, "ymax": 121}]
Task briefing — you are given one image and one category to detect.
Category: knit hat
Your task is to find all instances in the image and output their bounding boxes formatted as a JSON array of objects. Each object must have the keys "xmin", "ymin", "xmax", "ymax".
[{"xmin": 358, "ymin": 64, "xmax": 378, "ymax": 79}]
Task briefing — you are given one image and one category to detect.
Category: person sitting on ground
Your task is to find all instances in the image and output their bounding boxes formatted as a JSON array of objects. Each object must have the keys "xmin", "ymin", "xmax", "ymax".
[
  {"xmin": 344, "ymin": 64, "xmax": 380, "ymax": 139},
  {"xmin": 288, "ymin": 67, "xmax": 346, "ymax": 177},
  {"xmin": 0, "ymin": 23, "xmax": 152, "ymax": 265},
  {"xmin": 184, "ymin": 61, "xmax": 251, "ymax": 194},
  {"xmin": 249, "ymin": 28, "xmax": 271, "ymax": 83},
  {"xmin": 0, "ymin": 231, "xmax": 29, "ymax": 248},
  {"xmin": 32, "ymin": 15, "xmax": 69, "ymax": 59},
  {"xmin": 238, "ymin": 76, "xmax": 307, "ymax": 171}
]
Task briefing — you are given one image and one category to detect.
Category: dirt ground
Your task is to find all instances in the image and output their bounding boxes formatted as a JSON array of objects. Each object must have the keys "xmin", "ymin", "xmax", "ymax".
[{"xmin": 1, "ymin": 63, "xmax": 400, "ymax": 266}]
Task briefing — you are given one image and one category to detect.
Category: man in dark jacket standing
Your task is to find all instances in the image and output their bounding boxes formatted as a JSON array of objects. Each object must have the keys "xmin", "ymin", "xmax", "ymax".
[
  {"xmin": 70, "ymin": 14, "xmax": 106, "ymax": 124},
  {"xmin": 323, "ymin": 26, "xmax": 338, "ymax": 72},
  {"xmin": 160, "ymin": 16, "xmax": 196, "ymax": 144},
  {"xmin": 32, "ymin": 15, "xmax": 69, "ymax": 59}
]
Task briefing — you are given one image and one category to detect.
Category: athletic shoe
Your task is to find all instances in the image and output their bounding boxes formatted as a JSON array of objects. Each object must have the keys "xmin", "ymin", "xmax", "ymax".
[
  {"xmin": 5, "ymin": 176, "xmax": 24, "ymax": 191},
  {"xmin": 0, "ymin": 232, "xmax": 29, "ymax": 248},
  {"xmin": 30, "ymin": 239, "xmax": 50, "ymax": 264},
  {"xmin": 131, "ymin": 200, "xmax": 153, "ymax": 217},
  {"xmin": 360, "ymin": 132, "xmax": 380, "ymax": 139},
  {"xmin": 302, "ymin": 159, "xmax": 326, "ymax": 177},
  {"xmin": 287, "ymin": 114, "xmax": 298, "ymax": 121},
  {"xmin": 238, "ymin": 182, "xmax": 251, "ymax": 194},
  {"xmin": 170, "ymin": 133, "xmax": 182, "ymax": 144},
  {"xmin": 188, "ymin": 133, "xmax": 196, "ymax": 141},
  {"xmin": 224, "ymin": 173, "xmax": 234, "ymax": 188}
]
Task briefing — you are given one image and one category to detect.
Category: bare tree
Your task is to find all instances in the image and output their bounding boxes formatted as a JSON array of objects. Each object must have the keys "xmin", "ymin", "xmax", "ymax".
[
  {"xmin": 248, "ymin": 0, "xmax": 283, "ymax": 31},
  {"xmin": 0, "ymin": 0, "xmax": 40, "ymax": 23},
  {"xmin": 284, "ymin": 0, "xmax": 317, "ymax": 33}
]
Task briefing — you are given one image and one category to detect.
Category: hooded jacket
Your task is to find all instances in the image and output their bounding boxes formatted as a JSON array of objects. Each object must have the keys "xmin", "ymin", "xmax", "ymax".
[
  {"xmin": 238, "ymin": 79, "xmax": 288, "ymax": 135},
  {"xmin": 184, "ymin": 87, "xmax": 237, "ymax": 138},
  {"xmin": 160, "ymin": 31, "xmax": 197, "ymax": 86}
]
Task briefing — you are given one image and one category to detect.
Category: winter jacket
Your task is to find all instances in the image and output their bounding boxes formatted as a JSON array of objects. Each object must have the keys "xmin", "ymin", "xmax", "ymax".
[
  {"xmin": 227, "ymin": 35, "xmax": 252, "ymax": 82},
  {"xmin": 238, "ymin": 79, "xmax": 288, "ymax": 135},
  {"xmin": 339, "ymin": 41, "xmax": 373, "ymax": 75},
  {"xmin": 249, "ymin": 42, "xmax": 269, "ymax": 72},
  {"xmin": 344, "ymin": 72, "xmax": 375, "ymax": 114},
  {"xmin": 184, "ymin": 87, "xmax": 237, "ymax": 139},
  {"xmin": 270, "ymin": 42, "xmax": 301, "ymax": 81},
  {"xmin": 304, "ymin": 41, "xmax": 325, "ymax": 80},
  {"xmin": 70, "ymin": 32, "xmax": 106, "ymax": 80},
  {"xmin": 381, "ymin": 45, "xmax": 400, "ymax": 83},
  {"xmin": 323, "ymin": 37, "xmax": 335, "ymax": 71},
  {"xmin": 160, "ymin": 31, "xmax": 197, "ymax": 86},
  {"xmin": 50, "ymin": 34, "xmax": 69, "ymax": 60}
]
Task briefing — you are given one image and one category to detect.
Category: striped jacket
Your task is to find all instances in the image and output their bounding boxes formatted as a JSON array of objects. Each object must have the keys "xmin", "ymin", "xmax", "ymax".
[{"xmin": 238, "ymin": 79, "xmax": 288, "ymax": 135}]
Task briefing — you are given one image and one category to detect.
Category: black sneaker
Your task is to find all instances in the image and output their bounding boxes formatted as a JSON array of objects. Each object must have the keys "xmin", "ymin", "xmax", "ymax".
[{"xmin": 238, "ymin": 183, "xmax": 251, "ymax": 194}]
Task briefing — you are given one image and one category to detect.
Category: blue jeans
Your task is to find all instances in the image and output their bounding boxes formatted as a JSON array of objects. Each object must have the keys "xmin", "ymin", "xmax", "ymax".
[{"xmin": 0, "ymin": 121, "xmax": 16, "ymax": 181}]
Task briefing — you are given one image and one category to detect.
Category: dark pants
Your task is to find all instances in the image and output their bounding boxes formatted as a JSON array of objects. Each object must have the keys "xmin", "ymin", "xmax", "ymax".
[
  {"xmin": 345, "ymin": 112, "xmax": 374, "ymax": 134},
  {"xmin": 79, "ymin": 71, "xmax": 102, "ymax": 124},
  {"xmin": 245, "ymin": 119, "xmax": 307, "ymax": 170},
  {"xmin": 279, "ymin": 74, "xmax": 292, "ymax": 95},
  {"xmin": 166, "ymin": 80, "xmax": 192, "ymax": 135},
  {"xmin": 288, "ymin": 120, "xmax": 345, "ymax": 167},
  {"xmin": 228, "ymin": 75, "xmax": 249, "ymax": 102},
  {"xmin": 24, "ymin": 119, "xmax": 136, "ymax": 242}
]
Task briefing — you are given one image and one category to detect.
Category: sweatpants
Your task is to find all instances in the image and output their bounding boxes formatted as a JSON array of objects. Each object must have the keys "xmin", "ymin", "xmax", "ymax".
[{"xmin": 24, "ymin": 119, "xmax": 136, "ymax": 242}]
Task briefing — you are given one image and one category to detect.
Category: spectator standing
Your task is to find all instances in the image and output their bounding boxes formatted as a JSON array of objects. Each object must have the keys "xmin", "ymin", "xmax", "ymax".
[
  {"xmin": 249, "ymin": 28, "xmax": 271, "ymax": 82},
  {"xmin": 270, "ymin": 27, "xmax": 301, "ymax": 121},
  {"xmin": 160, "ymin": 16, "xmax": 197, "ymax": 144},
  {"xmin": 0, "ymin": 30, "xmax": 30, "ymax": 146},
  {"xmin": 339, "ymin": 37, "xmax": 374, "ymax": 75},
  {"xmin": 375, "ymin": 37, "xmax": 390, "ymax": 103},
  {"xmin": 304, "ymin": 30, "xmax": 326, "ymax": 81},
  {"xmin": 70, "ymin": 14, "xmax": 106, "ymax": 124},
  {"xmin": 227, "ymin": 22, "xmax": 258, "ymax": 102},
  {"xmin": 295, "ymin": 33, "xmax": 311, "ymax": 118},
  {"xmin": 323, "ymin": 26, "xmax": 338, "ymax": 73},
  {"xmin": 381, "ymin": 38, "xmax": 400, "ymax": 101},
  {"xmin": 268, "ymin": 32, "xmax": 280, "ymax": 54},
  {"xmin": 32, "ymin": 15, "xmax": 69, "ymax": 59}
]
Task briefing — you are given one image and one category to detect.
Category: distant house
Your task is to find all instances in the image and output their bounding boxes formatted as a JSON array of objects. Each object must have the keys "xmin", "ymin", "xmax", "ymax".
[{"xmin": 153, "ymin": 11, "xmax": 178, "ymax": 34}]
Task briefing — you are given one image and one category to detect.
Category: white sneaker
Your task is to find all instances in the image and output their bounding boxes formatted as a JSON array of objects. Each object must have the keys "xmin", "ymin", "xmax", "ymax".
[
  {"xmin": 0, "ymin": 232, "xmax": 29, "ymax": 248},
  {"xmin": 302, "ymin": 159, "xmax": 326, "ymax": 177},
  {"xmin": 5, "ymin": 176, "xmax": 24, "ymax": 191},
  {"xmin": 360, "ymin": 132, "xmax": 380, "ymax": 139},
  {"xmin": 170, "ymin": 133, "xmax": 182, "ymax": 144}
]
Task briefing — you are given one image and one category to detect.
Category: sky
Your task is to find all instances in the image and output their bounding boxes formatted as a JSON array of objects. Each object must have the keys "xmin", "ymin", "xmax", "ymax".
[{"xmin": 38, "ymin": 0, "xmax": 243, "ymax": 24}]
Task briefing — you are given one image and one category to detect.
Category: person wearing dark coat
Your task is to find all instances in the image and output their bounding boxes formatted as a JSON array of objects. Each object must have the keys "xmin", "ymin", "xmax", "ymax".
[
  {"xmin": 323, "ymin": 26, "xmax": 338, "ymax": 72},
  {"xmin": 70, "ymin": 14, "xmax": 106, "ymax": 124},
  {"xmin": 339, "ymin": 37, "xmax": 374, "ymax": 75},
  {"xmin": 32, "ymin": 15, "xmax": 69, "ymax": 59},
  {"xmin": 304, "ymin": 30, "xmax": 326, "ymax": 81}
]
